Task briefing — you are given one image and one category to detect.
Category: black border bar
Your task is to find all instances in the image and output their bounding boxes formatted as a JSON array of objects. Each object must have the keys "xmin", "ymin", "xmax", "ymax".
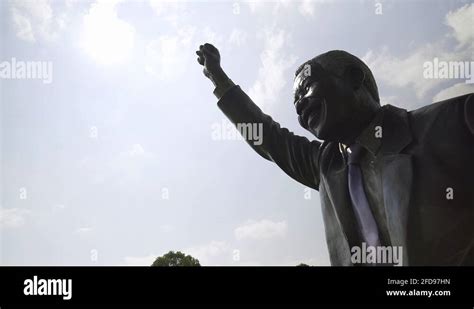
[{"xmin": 0, "ymin": 267, "xmax": 472, "ymax": 306}]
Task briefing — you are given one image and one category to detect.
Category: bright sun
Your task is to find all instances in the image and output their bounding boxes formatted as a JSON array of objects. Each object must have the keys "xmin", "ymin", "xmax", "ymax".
[{"xmin": 80, "ymin": 1, "xmax": 135, "ymax": 65}]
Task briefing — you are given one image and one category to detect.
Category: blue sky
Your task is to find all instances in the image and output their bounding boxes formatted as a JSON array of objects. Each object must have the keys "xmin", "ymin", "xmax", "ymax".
[{"xmin": 1, "ymin": 0, "xmax": 473, "ymax": 265}]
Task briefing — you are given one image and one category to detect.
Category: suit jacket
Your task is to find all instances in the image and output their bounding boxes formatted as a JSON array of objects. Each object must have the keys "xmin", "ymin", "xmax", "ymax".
[{"xmin": 217, "ymin": 85, "xmax": 474, "ymax": 266}]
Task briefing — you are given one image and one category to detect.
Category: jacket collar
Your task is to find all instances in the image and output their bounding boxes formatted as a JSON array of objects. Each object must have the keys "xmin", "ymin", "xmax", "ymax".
[
  {"xmin": 339, "ymin": 104, "xmax": 413, "ymax": 157},
  {"xmin": 378, "ymin": 105, "xmax": 413, "ymax": 155}
]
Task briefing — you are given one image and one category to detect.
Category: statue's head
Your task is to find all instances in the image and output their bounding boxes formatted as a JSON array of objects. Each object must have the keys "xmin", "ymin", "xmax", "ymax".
[{"xmin": 293, "ymin": 50, "xmax": 380, "ymax": 143}]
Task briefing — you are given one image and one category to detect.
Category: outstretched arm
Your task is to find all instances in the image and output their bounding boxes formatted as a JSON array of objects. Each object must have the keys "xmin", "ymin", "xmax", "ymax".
[{"xmin": 197, "ymin": 43, "xmax": 322, "ymax": 190}]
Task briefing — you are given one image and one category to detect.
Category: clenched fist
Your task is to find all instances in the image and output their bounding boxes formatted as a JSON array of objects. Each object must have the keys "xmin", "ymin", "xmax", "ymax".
[{"xmin": 196, "ymin": 43, "xmax": 228, "ymax": 88}]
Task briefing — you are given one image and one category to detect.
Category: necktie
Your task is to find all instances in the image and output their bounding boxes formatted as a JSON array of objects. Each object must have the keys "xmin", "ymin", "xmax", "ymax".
[{"xmin": 347, "ymin": 144, "xmax": 381, "ymax": 247}]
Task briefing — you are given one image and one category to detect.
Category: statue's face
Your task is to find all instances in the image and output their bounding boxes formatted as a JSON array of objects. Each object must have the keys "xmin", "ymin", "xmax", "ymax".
[{"xmin": 293, "ymin": 63, "xmax": 365, "ymax": 141}]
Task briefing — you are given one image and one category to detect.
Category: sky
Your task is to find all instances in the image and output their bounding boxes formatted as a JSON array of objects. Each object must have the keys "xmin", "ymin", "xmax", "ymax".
[{"xmin": 0, "ymin": 0, "xmax": 473, "ymax": 266}]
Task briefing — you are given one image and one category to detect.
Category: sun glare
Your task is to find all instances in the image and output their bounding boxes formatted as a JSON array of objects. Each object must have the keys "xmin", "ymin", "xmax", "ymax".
[{"xmin": 80, "ymin": 1, "xmax": 134, "ymax": 65}]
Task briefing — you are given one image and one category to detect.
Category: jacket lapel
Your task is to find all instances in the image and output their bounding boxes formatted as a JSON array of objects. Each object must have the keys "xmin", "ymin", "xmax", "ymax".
[
  {"xmin": 382, "ymin": 154, "xmax": 412, "ymax": 265},
  {"xmin": 322, "ymin": 143, "xmax": 360, "ymax": 249},
  {"xmin": 380, "ymin": 105, "xmax": 414, "ymax": 266}
]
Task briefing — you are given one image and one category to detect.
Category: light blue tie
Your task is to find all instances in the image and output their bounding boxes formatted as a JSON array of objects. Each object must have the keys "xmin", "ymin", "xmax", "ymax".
[{"xmin": 347, "ymin": 144, "xmax": 381, "ymax": 247}]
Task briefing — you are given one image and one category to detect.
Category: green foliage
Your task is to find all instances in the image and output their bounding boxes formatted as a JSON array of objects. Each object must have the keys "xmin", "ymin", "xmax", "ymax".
[{"xmin": 151, "ymin": 251, "xmax": 201, "ymax": 267}]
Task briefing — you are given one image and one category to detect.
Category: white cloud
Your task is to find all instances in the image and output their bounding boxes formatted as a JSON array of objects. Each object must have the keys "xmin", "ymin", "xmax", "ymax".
[
  {"xmin": 159, "ymin": 224, "xmax": 174, "ymax": 233},
  {"xmin": 145, "ymin": 26, "xmax": 196, "ymax": 80},
  {"xmin": 235, "ymin": 260, "xmax": 263, "ymax": 266},
  {"xmin": 299, "ymin": 0, "xmax": 316, "ymax": 17},
  {"xmin": 80, "ymin": 0, "xmax": 135, "ymax": 65},
  {"xmin": 126, "ymin": 143, "xmax": 152, "ymax": 158},
  {"xmin": 145, "ymin": 22, "xmax": 221, "ymax": 80},
  {"xmin": 363, "ymin": 45, "xmax": 450, "ymax": 99},
  {"xmin": 75, "ymin": 227, "xmax": 93, "ymax": 234},
  {"xmin": 363, "ymin": 44, "xmax": 473, "ymax": 100},
  {"xmin": 228, "ymin": 28, "xmax": 247, "ymax": 47},
  {"xmin": 246, "ymin": 0, "xmax": 290, "ymax": 15},
  {"xmin": 363, "ymin": 4, "xmax": 474, "ymax": 100},
  {"xmin": 123, "ymin": 254, "xmax": 156, "ymax": 266},
  {"xmin": 9, "ymin": 0, "xmax": 67, "ymax": 42},
  {"xmin": 78, "ymin": 145, "xmax": 154, "ymax": 187},
  {"xmin": 148, "ymin": 0, "xmax": 188, "ymax": 26},
  {"xmin": 114, "ymin": 143, "xmax": 153, "ymax": 160},
  {"xmin": 379, "ymin": 95, "xmax": 399, "ymax": 106},
  {"xmin": 200, "ymin": 26, "xmax": 223, "ymax": 47},
  {"xmin": 11, "ymin": 8, "xmax": 35, "ymax": 42},
  {"xmin": 184, "ymin": 240, "xmax": 231, "ymax": 265},
  {"xmin": 234, "ymin": 219, "xmax": 288, "ymax": 241},
  {"xmin": 248, "ymin": 29, "xmax": 297, "ymax": 111},
  {"xmin": 123, "ymin": 241, "xmax": 231, "ymax": 266},
  {"xmin": 246, "ymin": 0, "xmax": 266, "ymax": 13},
  {"xmin": 65, "ymin": 0, "xmax": 80, "ymax": 9},
  {"xmin": 246, "ymin": 0, "xmax": 326, "ymax": 17},
  {"xmin": 432, "ymin": 82, "xmax": 474, "ymax": 102},
  {"xmin": 105, "ymin": 143, "xmax": 155, "ymax": 184},
  {"xmin": 0, "ymin": 208, "xmax": 31, "ymax": 228},
  {"xmin": 149, "ymin": 0, "xmax": 185, "ymax": 16},
  {"xmin": 51, "ymin": 204, "xmax": 66, "ymax": 213},
  {"xmin": 124, "ymin": 240, "xmax": 232, "ymax": 266},
  {"xmin": 445, "ymin": 4, "xmax": 474, "ymax": 49}
]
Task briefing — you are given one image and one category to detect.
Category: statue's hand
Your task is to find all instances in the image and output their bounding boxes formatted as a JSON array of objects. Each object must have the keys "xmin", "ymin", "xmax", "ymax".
[{"xmin": 196, "ymin": 43, "xmax": 224, "ymax": 86}]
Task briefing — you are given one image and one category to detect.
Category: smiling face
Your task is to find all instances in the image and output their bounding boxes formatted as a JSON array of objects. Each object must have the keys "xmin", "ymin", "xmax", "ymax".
[
  {"xmin": 293, "ymin": 61, "xmax": 379, "ymax": 143},
  {"xmin": 293, "ymin": 64, "xmax": 327, "ymax": 137}
]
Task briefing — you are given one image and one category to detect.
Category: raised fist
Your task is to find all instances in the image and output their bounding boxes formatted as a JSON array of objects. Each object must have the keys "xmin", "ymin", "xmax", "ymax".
[{"xmin": 196, "ymin": 43, "xmax": 222, "ymax": 83}]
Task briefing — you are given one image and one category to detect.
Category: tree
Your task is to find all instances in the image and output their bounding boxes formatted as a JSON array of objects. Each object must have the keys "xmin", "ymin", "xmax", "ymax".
[
  {"xmin": 296, "ymin": 263, "xmax": 310, "ymax": 267},
  {"xmin": 151, "ymin": 251, "xmax": 200, "ymax": 266}
]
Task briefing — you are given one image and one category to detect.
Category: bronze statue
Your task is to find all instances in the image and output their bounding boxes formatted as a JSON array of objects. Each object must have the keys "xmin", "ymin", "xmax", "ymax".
[{"xmin": 196, "ymin": 43, "xmax": 474, "ymax": 266}]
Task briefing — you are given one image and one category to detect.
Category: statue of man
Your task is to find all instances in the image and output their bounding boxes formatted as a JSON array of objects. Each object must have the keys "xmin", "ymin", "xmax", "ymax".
[{"xmin": 196, "ymin": 43, "xmax": 474, "ymax": 266}]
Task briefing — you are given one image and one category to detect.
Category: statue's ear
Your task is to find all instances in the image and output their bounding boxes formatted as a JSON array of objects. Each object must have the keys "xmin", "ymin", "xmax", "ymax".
[{"xmin": 344, "ymin": 65, "xmax": 365, "ymax": 91}]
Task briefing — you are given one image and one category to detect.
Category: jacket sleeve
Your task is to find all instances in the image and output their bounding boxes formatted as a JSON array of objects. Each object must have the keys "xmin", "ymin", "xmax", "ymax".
[{"xmin": 217, "ymin": 85, "xmax": 322, "ymax": 190}]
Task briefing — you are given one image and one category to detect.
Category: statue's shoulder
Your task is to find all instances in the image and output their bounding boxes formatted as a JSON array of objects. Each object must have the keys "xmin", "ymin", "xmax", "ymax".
[
  {"xmin": 409, "ymin": 93, "xmax": 473, "ymax": 118},
  {"xmin": 408, "ymin": 93, "xmax": 474, "ymax": 136}
]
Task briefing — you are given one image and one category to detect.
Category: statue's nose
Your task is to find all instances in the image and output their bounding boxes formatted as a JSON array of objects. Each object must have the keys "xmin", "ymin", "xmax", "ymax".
[{"xmin": 295, "ymin": 97, "xmax": 309, "ymax": 116}]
